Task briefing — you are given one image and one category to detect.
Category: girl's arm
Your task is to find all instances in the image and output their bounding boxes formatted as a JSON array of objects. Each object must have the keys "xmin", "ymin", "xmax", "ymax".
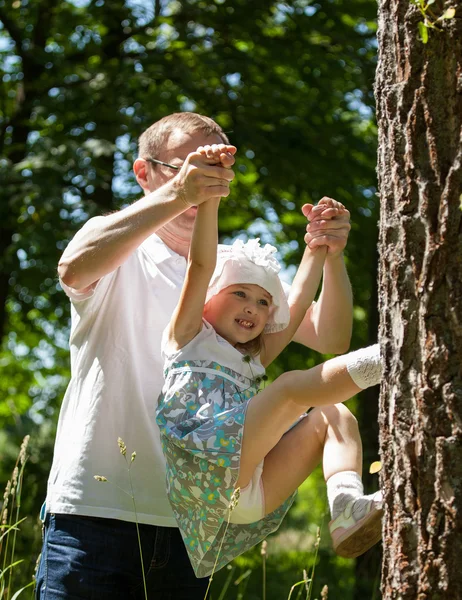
[
  {"xmin": 260, "ymin": 245, "xmax": 328, "ymax": 367},
  {"xmin": 292, "ymin": 198, "xmax": 353, "ymax": 353},
  {"xmin": 165, "ymin": 144, "xmax": 236, "ymax": 352},
  {"xmin": 166, "ymin": 198, "xmax": 221, "ymax": 352}
]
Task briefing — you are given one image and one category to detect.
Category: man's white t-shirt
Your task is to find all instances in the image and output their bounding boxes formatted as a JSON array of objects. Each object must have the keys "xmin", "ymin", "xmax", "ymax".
[{"xmin": 45, "ymin": 234, "xmax": 187, "ymax": 526}]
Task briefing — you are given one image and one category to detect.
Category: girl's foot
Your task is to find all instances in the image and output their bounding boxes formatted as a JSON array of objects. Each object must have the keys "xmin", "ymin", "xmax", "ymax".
[{"xmin": 329, "ymin": 491, "xmax": 383, "ymax": 558}]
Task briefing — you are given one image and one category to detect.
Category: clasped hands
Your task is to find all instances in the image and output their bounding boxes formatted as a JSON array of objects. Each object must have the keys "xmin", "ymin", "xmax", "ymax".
[
  {"xmin": 178, "ymin": 144, "xmax": 351, "ymax": 256},
  {"xmin": 303, "ymin": 198, "xmax": 351, "ymax": 258},
  {"xmin": 175, "ymin": 143, "xmax": 236, "ymax": 208}
]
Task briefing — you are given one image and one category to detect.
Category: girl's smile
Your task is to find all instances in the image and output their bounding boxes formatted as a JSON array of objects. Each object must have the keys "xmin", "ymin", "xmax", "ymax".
[{"xmin": 235, "ymin": 318, "xmax": 255, "ymax": 330}]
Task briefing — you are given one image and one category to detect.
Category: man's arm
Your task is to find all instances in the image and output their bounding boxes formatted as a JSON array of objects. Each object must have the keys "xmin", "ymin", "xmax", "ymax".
[
  {"xmin": 292, "ymin": 198, "xmax": 353, "ymax": 354},
  {"xmin": 292, "ymin": 254, "xmax": 353, "ymax": 354},
  {"xmin": 58, "ymin": 149, "xmax": 236, "ymax": 292}
]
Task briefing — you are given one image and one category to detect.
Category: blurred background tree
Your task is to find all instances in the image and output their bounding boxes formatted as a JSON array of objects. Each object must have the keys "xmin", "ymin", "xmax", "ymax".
[{"xmin": 0, "ymin": 0, "xmax": 380, "ymax": 596}]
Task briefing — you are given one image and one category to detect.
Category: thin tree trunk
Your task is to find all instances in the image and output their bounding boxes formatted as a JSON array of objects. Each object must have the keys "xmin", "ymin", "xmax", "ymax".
[{"xmin": 375, "ymin": 0, "xmax": 462, "ymax": 598}]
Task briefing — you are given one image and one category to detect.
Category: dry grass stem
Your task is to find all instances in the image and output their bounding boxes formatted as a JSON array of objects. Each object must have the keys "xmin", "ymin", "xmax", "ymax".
[
  {"xmin": 94, "ymin": 438, "xmax": 147, "ymax": 600},
  {"xmin": 117, "ymin": 437, "xmax": 127, "ymax": 456},
  {"xmin": 0, "ymin": 435, "xmax": 30, "ymax": 600},
  {"xmin": 204, "ymin": 486, "xmax": 241, "ymax": 600},
  {"xmin": 261, "ymin": 540, "xmax": 267, "ymax": 600},
  {"xmin": 18, "ymin": 436, "xmax": 29, "ymax": 466}
]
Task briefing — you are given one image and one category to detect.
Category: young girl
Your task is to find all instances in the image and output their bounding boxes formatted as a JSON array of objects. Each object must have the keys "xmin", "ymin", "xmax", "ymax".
[{"xmin": 156, "ymin": 144, "xmax": 382, "ymax": 578}]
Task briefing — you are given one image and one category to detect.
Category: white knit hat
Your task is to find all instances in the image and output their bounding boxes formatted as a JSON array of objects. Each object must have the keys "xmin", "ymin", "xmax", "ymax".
[{"xmin": 205, "ymin": 239, "xmax": 290, "ymax": 333}]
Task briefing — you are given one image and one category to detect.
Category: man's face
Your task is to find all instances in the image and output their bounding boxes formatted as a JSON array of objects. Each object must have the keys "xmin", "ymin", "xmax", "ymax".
[{"xmin": 146, "ymin": 129, "xmax": 226, "ymax": 238}]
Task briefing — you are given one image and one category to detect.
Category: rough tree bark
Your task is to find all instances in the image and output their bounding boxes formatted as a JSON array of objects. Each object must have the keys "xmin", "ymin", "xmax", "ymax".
[{"xmin": 375, "ymin": 0, "xmax": 462, "ymax": 598}]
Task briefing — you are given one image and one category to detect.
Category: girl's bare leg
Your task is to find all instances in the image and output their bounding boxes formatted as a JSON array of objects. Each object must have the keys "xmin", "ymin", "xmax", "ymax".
[
  {"xmin": 237, "ymin": 355, "xmax": 362, "ymax": 488},
  {"xmin": 258, "ymin": 403, "xmax": 362, "ymax": 513}
]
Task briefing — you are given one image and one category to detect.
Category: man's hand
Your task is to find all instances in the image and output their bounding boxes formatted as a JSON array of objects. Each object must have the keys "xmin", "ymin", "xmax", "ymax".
[
  {"xmin": 175, "ymin": 144, "xmax": 236, "ymax": 208},
  {"xmin": 302, "ymin": 197, "xmax": 351, "ymax": 258}
]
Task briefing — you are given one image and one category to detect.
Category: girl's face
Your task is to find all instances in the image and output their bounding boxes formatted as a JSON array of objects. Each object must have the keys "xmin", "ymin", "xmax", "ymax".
[{"xmin": 203, "ymin": 284, "xmax": 272, "ymax": 347}]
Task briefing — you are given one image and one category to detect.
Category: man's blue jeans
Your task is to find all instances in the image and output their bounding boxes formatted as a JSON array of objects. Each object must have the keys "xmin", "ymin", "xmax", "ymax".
[{"xmin": 35, "ymin": 513, "xmax": 208, "ymax": 599}]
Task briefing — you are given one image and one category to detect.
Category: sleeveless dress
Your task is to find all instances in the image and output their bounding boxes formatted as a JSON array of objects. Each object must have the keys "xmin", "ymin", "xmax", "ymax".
[{"xmin": 156, "ymin": 320, "xmax": 297, "ymax": 577}]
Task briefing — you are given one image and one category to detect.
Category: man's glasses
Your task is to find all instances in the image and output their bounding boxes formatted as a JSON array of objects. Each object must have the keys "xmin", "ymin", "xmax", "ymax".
[{"xmin": 145, "ymin": 157, "xmax": 180, "ymax": 171}]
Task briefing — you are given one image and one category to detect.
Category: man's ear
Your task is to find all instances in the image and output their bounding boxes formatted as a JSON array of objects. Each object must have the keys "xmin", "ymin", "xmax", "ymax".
[{"xmin": 133, "ymin": 158, "xmax": 151, "ymax": 194}]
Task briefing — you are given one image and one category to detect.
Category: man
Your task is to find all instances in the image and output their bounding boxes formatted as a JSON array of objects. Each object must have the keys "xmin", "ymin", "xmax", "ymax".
[{"xmin": 35, "ymin": 112, "xmax": 352, "ymax": 599}]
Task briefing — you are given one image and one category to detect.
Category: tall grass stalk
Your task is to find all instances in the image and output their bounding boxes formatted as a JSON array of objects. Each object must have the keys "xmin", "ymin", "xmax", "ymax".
[
  {"xmin": 306, "ymin": 527, "xmax": 321, "ymax": 600},
  {"xmin": 286, "ymin": 525, "xmax": 322, "ymax": 600},
  {"xmin": 287, "ymin": 578, "xmax": 312, "ymax": 600},
  {"xmin": 261, "ymin": 540, "xmax": 267, "ymax": 600},
  {"xmin": 234, "ymin": 568, "xmax": 251, "ymax": 600},
  {"xmin": 295, "ymin": 570, "xmax": 309, "ymax": 600},
  {"xmin": 216, "ymin": 565, "xmax": 236, "ymax": 600},
  {"xmin": 0, "ymin": 435, "xmax": 30, "ymax": 600},
  {"xmin": 203, "ymin": 487, "xmax": 241, "ymax": 600},
  {"xmin": 94, "ymin": 438, "xmax": 147, "ymax": 600}
]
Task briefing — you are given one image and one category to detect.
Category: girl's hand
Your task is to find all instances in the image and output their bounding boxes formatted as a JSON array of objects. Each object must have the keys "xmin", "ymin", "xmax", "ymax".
[
  {"xmin": 302, "ymin": 197, "xmax": 351, "ymax": 258},
  {"xmin": 175, "ymin": 144, "xmax": 237, "ymax": 208},
  {"xmin": 196, "ymin": 143, "xmax": 237, "ymax": 169},
  {"xmin": 194, "ymin": 144, "xmax": 237, "ymax": 205}
]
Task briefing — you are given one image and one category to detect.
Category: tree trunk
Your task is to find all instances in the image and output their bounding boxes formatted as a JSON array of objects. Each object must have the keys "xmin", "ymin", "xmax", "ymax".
[{"xmin": 375, "ymin": 1, "xmax": 462, "ymax": 598}]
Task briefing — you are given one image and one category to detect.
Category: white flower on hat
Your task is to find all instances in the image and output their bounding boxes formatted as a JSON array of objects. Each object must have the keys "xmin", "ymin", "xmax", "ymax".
[{"xmin": 230, "ymin": 239, "xmax": 281, "ymax": 275}]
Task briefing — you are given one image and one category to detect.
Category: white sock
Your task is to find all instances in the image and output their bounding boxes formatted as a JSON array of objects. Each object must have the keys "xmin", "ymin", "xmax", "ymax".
[
  {"xmin": 327, "ymin": 471, "xmax": 363, "ymax": 519},
  {"xmin": 345, "ymin": 344, "xmax": 381, "ymax": 389},
  {"xmin": 327, "ymin": 471, "xmax": 382, "ymax": 522}
]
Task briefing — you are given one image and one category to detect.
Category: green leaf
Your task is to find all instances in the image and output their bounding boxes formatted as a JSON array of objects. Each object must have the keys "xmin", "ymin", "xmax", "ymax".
[
  {"xmin": 419, "ymin": 21, "xmax": 429, "ymax": 43},
  {"xmin": 0, "ymin": 559, "xmax": 24, "ymax": 581},
  {"xmin": 442, "ymin": 7, "xmax": 456, "ymax": 19},
  {"xmin": 11, "ymin": 580, "xmax": 35, "ymax": 600},
  {"xmin": 0, "ymin": 517, "xmax": 27, "ymax": 543}
]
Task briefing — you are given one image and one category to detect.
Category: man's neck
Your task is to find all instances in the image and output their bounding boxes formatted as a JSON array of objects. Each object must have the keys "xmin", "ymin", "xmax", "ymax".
[{"xmin": 156, "ymin": 226, "xmax": 191, "ymax": 258}]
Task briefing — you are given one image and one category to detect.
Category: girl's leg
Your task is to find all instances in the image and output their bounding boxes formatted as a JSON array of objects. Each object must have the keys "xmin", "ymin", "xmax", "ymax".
[
  {"xmin": 260, "ymin": 403, "xmax": 363, "ymax": 514},
  {"xmin": 235, "ymin": 345, "xmax": 382, "ymax": 558},
  {"xmin": 237, "ymin": 345, "xmax": 380, "ymax": 487},
  {"xmin": 257, "ymin": 403, "xmax": 382, "ymax": 558}
]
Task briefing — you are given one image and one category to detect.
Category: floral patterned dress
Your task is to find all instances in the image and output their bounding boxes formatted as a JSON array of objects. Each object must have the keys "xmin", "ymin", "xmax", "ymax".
[{"xmin": 156, "ymin": 320, "xmax": 297, "ymax": 577}]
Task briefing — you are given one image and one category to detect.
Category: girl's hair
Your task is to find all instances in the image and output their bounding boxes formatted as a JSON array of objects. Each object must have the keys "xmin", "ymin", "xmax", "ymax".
[
  {"xmin": 138, "ymin": 112, "xmax": 229, "ymax": 159},
  {"xmin": 235, "ymin": 333, "xmax": 265, "ymax": 358}
]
